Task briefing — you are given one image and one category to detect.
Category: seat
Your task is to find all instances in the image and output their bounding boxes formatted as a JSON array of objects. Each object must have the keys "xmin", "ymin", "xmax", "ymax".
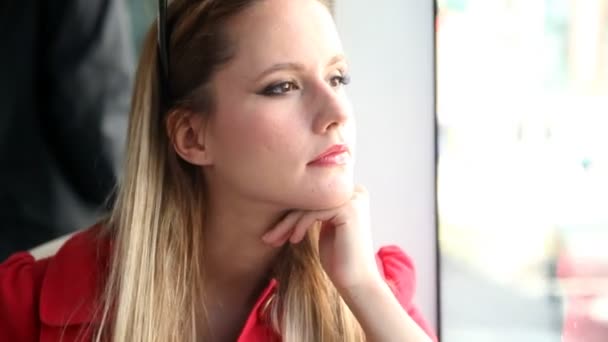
[{"xmin": 29, "ymin": 233, "xmax": 75, "ymax": 260}]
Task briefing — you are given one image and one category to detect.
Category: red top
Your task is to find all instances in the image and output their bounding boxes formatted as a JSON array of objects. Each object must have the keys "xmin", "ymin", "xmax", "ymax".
[{"xmin": 0, "ymin": 225, "xmax": 437, "ymax": 341}]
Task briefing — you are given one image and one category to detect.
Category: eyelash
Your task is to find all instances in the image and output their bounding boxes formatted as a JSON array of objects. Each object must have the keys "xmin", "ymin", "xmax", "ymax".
[{"xmin": 260, "ymin": 74, "xmax": 351, "ymax": 96}]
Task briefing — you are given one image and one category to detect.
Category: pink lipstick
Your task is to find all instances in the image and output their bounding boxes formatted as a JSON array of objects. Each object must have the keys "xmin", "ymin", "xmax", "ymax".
[{"xmin": 308, "ymin": 144, "xmax": 350, "ymax": 166}]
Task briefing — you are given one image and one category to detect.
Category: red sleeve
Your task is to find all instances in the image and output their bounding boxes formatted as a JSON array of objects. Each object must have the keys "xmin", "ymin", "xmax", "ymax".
[
  {"xmin": 376, "ymin": 245, "xmax": 438, "ymax": 341},
  {"xmin": 0, "ymin": 252, "xmax": 46, "ymax": 341}
]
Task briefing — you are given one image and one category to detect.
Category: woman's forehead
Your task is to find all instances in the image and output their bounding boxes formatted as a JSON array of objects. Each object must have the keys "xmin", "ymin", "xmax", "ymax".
[{"xmin": 223, "ymin": 0, "xmax": 343, "ymax": 74}]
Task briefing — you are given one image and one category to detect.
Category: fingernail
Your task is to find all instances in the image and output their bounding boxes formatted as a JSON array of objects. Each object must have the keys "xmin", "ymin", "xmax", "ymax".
[{"xmin": 261, "ymin": 233, "xmax": 273, "ymax": 244}]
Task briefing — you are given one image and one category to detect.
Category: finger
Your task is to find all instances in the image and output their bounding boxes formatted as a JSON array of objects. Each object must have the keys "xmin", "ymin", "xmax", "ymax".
[
  {"xmin": 289, "ymin": 209, "xmax": 337, "ymax": 244},
  {"xmin": 274, "ymin": 221, "xmax": 300, "ymax": 246},
  {"xmin": 275, "ymin": 231, "xmax": 293, "ymax": 247},
  {"xmin": 263, "ymin": 211, "xmax": 302, "ymax": 245},
  {"xmin": 262, "ymin": 211, "xmax": 304, "ymax": 245}
]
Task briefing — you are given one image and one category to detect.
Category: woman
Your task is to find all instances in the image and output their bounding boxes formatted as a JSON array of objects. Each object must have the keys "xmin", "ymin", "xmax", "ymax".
[{"xmin": 0, "ymin": 0, "xmax": 437, "ymax": 341}]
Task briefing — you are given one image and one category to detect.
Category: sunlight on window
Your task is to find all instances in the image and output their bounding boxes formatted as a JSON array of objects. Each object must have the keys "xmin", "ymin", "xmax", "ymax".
[{"xmin": 437, "ymin": 0, "xmax": 608, "ymax": 341}]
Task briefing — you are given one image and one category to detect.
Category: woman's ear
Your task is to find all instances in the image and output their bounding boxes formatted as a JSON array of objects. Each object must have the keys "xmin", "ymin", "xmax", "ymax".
[{"xmin": 166, "ymin": 108, "xmax": 213, "ymax": 166}]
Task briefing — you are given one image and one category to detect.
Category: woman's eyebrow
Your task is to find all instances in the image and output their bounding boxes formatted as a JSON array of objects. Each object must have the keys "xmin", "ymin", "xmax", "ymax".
[
  {"xmin": 256, "ymin": 62, "xmax": 306, "ymax": 81},
  {"xmin": 254, "ymin": 54, "xmax": 347, "ymax": 81},
  {"xmin": 326, "ymin": 54, "xmax": 346, "ymax": 67}
]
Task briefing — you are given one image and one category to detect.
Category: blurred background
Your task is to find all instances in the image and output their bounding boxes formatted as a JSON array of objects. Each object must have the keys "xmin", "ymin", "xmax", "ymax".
[{"xmin": 437, "ymin": 0, "xmax": 608, "ymax": 341}]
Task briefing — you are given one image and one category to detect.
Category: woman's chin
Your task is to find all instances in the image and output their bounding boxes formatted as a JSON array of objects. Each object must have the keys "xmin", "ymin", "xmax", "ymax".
[{"xmin": 298, "ymin": 182, "xmax": 355, "ymax": 210}]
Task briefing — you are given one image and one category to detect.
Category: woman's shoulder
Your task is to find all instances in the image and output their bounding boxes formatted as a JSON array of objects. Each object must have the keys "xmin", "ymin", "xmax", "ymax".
[
  {"xmin": 0, "ymin": 224, "xmax": 109, "ymax": 340},
  {"xmin": 375, "ymin": 245, "xmax": 417, "ymax": 303},
  {"xmin": 375, "ymin": 245, "xmax": 437, "ymax": 341},
  {"xmin": 0, "ymin": 250, "xmax": 48, "ymax": 341}
]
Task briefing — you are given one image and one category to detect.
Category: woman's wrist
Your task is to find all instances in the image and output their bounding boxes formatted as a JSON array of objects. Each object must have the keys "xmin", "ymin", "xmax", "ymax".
[
  {"xmin": 336, "ymin": 273, "xmax": 388, "ymax": 304},
  {"xmin": 337, "ymin": 275, "xmax": 432, "ymax": 342}
]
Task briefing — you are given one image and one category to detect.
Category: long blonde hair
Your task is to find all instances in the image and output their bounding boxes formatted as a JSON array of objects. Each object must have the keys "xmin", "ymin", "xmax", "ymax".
[{"xmin": 95, "ymin": 1, "xmax": 365, "ymax": 341}]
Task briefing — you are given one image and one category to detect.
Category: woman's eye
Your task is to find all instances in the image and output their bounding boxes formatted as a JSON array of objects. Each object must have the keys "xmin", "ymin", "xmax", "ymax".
[
  {"xmin": 261, "ymin": 81, "xmax": 300, "ymax": 96},
  {"xmin": 330, "ymin": 74, "xmax": 351, "ymax": 88}
]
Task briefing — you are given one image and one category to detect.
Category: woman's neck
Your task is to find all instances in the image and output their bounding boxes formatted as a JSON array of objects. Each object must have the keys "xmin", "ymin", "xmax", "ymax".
[
  {"xmin": 202, "ymin": 190, "xmax": 288, "ymax": 298},
  {"xmin": 198, "ymin": 192, "xmax": 288, "ymax": 340}
]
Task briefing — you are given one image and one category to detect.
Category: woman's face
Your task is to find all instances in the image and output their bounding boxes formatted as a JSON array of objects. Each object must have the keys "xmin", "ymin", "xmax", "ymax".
[{"xmin": 203, "ymin": 0, "xmax": 355, "ymax": 210}]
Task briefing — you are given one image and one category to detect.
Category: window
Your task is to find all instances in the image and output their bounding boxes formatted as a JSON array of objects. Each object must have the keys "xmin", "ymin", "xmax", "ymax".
[{"xmin": 437, "ymin": 0, "xmax": 608, "ymax": 341}]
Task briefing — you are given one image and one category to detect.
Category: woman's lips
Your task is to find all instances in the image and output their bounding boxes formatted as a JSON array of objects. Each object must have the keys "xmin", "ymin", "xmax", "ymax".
[{"xmin": 308, "ymin": 144, "xmax": 350, "ymax": 166}]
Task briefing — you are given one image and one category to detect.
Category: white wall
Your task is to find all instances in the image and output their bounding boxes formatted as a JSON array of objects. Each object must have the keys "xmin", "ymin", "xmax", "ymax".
[{"xmin": 334, "ymin": 0, "xmax": 437, "ymax": 329}]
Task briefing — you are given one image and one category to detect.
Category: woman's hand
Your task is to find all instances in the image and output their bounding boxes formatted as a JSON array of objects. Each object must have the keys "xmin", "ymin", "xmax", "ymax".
[
  {"xmin": 261, "ymin": 185, "xmax": 383, "ymax": 291},
  {"xmin": 262, "ymin": 186, "xmax": 435, "ymax": 341}
]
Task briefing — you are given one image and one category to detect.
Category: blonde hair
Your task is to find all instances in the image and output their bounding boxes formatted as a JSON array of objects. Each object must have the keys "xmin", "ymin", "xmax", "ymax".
[{"xmin": 94, "ymin": 1, "xmax": 365, "ymax": 341}]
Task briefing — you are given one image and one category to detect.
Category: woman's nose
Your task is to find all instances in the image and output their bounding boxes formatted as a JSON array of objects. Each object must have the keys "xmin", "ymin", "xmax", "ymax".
[{"xmin": 311, "ymin": 84, "xmax": 353, "ymax": 134}]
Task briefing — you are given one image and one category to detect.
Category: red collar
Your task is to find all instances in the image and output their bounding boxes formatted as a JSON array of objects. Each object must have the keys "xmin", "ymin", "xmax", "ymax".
[
  {"xmin": 37, "ymin": 225, "xmax": 279, "ymax": 340},
  {"xmin": 39, "ymin": 225, "xmax": 109, "ymax": 326}
]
